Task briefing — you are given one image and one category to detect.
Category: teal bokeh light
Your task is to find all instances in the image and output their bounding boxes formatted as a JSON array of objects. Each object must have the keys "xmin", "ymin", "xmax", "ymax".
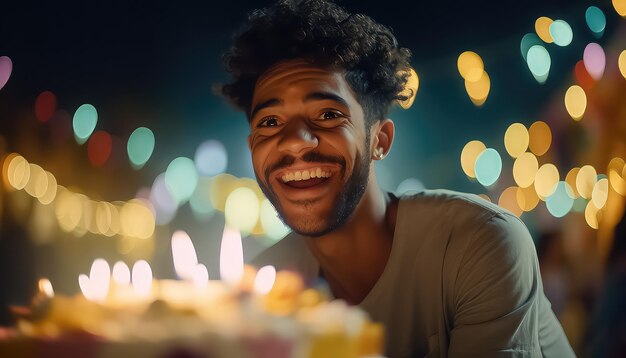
[
  {"xmin": 585, "ymin": 6, "xmax": 606, "ymax": 36},
  {"xmin": 165, "ymin": 157, "xmax": 199, "ymax": 204},
  {"xmin": 527, "ymin": 45, "xmax": 551, "ymax": 84},
  {"xmin": 474, "ymin": 148, "xmax": 502, "ymax": 187},
  {"xmin": 549, "ymin": 20, "xmax": 573, "ymax": 47},
  {"xmin": 520, "ymin": 33, "xmax": 543, "ymax": 62},
  {"xmin": 190, "ymin": 177, "xmax": 215, "ymax": 221},
  {"xmin": 546, "ymin": 181, "xmax": 575, "ymax": 218},
  {"xmin": 127, "ymin": 127, "xmax": 155, "ymax": 169},
  {"xmin": 73, "ymin": 104, "xmax": 98, "ymax": 144}
]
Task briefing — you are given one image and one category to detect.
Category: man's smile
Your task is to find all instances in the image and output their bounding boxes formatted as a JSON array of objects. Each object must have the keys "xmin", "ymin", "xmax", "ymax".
[{"xmin": 271, "ymin": 163, "xmax": 342, "ymax": 201}]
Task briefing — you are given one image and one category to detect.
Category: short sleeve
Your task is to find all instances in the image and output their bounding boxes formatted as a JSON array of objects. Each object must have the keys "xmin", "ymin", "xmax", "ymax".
[{"xmin": 448, "ymin": 214, "xmax": 573, "ymax": 357}]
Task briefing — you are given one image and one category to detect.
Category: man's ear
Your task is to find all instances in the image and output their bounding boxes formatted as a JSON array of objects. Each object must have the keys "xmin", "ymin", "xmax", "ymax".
[{"xmin": 371, "ymin": 119, "xmax": 395, "ymax": 159}]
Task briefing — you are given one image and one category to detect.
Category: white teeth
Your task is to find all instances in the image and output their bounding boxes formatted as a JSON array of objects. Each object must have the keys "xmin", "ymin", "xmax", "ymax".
[{"xmin": 280, "ymin": 168, "xmax": 331, "ymax": 182}]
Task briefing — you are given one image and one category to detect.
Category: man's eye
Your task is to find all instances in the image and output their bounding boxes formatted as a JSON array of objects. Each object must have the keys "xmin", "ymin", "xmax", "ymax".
[
  {"xmin": 258, "ymin": 117, "xmax": 279, "ymax": 127},
  {"xmin": 319, "ymin": 111, "xmax": 342, "ymax": 120}
]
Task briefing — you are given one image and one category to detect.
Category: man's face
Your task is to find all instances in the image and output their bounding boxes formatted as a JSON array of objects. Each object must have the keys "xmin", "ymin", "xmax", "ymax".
[{"xmin": 248, "ymin": 59, "xmax": 373, "ymax": 237}]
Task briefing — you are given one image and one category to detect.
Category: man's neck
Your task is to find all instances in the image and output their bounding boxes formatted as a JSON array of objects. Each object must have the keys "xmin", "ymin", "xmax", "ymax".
[{"xmin": 302, "ymin": 178, "xmax": 399, "ymax": 304}]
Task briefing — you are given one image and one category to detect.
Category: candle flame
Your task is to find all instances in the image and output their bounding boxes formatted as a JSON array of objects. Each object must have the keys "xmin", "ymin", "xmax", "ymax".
[
  {"xmin": 254, "ymin": 265, "xmax": 276, "ymax": 295},
  {"xmin": 112, "ymin": 261, "xmax": 131, "ymax": 285},
  {"xmin": 38, "ymin": 278, "xmax": 54, "ymax": 298},
  {"xmin": 79, "ymin": 259, "xmax": 110, "ymax": 302},
  {"xmin": 132, "ymin": 260, "xmax": 153, "ymax": 297},
  {"xmin": 192, "ymin": 264, "xmax": 209, "ymax": 289},
  {"xmin": 171, "ymin": 230, "xmax": 198, "ymax": 280},
  {"xmin": 219, "ymin": 225, "xmax": 244, "ymax": 285}
]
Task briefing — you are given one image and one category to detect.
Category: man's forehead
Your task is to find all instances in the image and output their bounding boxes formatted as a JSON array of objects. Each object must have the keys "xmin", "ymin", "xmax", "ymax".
[{"xmin": 253, "ymin": 59, "xmax": 345, "ymax": 98}]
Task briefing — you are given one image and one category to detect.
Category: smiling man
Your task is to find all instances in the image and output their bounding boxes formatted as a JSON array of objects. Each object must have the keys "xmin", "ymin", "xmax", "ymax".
[{"xmin": 220, "ymin": 0, "xmax": 574, "ymax": 356}]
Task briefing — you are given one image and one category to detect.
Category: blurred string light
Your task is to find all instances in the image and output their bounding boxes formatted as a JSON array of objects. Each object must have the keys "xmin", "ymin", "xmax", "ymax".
[
  {"xmin": 585, "ymin": 200, "xmax": 602, "ymax": 229},
  {"xmin": 608, "ymin": 157, "xmax": 626, "ymax": 195},
  {"xmin": 224, "ymin": 187, "xmax": 260, "ymax": 234},
  {"xmin": 0, "ymin": 56, "xmax": 12, "ymax": 90},
  {"xmin": 591, "ymin": 177, "xmax": 609, "ymax": 210},
  {"xmin": 564, "ymin": 85, "xmax": 587, "ymax": 120},
  {"xmin": 549, "ymin": 20, "xmax": 573, "ymax": 46},
  {"xmin": 34, "ymin": 91, "xmax": 57, "ymax": 123},
  {"xmin": 534, "ymin": 163, "xmax": 559, "ymax": 199},
  {"xmin": 546, "ymin": 181, "xmax": 575, "ymax": 218},
  {"xmin": 517, "ymin": 185, "xmax": 540, "ymax": 212},
  {"xmin": 583, "ymin": 43, "xmax": 606, "ymax": 80},
  {"xmin": 259, "ymin": 199, "xmax": 290, "ymax": 242},
  {"xmin": 2, "ymin": 153, "xmax": 154, "ymax": 240},
  {"xmin": 189, "ymin": 176, "xmax": 215, "ymax": 221},
  {"xmin": 534, "ymin": 17, "xmax": 554, "ymax": 43},
  {"xmin": 73, "ymin": 104, "xmax": 98, "ymax": 144},
  {"xmin": 87, "ymin": 131, "xmax": 112, "ymax": 167},
  {"xmin": 612, "ymin": 0, "xmax": 626, "ymax": 17},
  {"xmin": 618, "ymin": 50, "xmax": 626, "ymax": 79},
  {"xmin": 513, "ymin": 152, "xmax": 539, "ymax": 188},
  {"xmin": 565, "ymin": 168, "xmax": 581, "ymax": 198},
  {"xmin": 460, "ymin": 140, "xmax": 486, "ymax": 178},
  {"xmin": 528, "ymin": 121, "xmax": 552, "ymax": 156},
  {"xmin": 165, "ymin": 157, "xmax": 198, "ymax": 205},
  {"xmin": 498, "ymin": 186, "xmax": 523, "ymax": 217},
  {"xmin": 195, "ymin": 140, "xmax": 228, "ymax": 176},
  {"xmin": 504, "ymin": 123, "xmax": 529, "ymax": 158},
  {"xmin": 576, "ymin": 165, "xmax": 597, "ymax": 199},
  {"xmin": 127, "ymin": 127, "xmax": 155, "ymax": 169},
  {"xmin": 526, "ymin": 45, "xmax": 551, "ymax": 83},
  {"xmin": 396, "ymin": 177, "xmax": 425, "ymax": 195},
  {"xmin": 574, "ymin": 60, "xmax": 596, "ymax": 89},
  {"xmin": 458, "ymin": 51, "xmax": 490, "ymax": 106},
  {"xmin": 474, "ymin": 148, "xmax": 502, "ymax": 187},
  {"xmin": 585, "ymin": 6, "xmax": 606, "ymax": 37},
  {"xmin": 149, "ymin": 173, "xmax": 179, "ymax": 225},
  {"xmin": 397, "ymin": 67, "xmax": 419, "ymax": 109},
  {"xmin": 520, "ymin": 33, "xmax": 543, "ymax": 62}
]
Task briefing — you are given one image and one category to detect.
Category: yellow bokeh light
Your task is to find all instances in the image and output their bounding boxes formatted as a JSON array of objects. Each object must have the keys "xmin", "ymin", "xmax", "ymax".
[
  {"xmin": 535, "ymin": 163, "xmax": 560, "ymax": 198},
  {"xmin": 54, "ymin": 189, "xmax": 83, "ymax": 232},
  {"xmin": 2, "ymin": 153, "xmax": 19, "ymax": 191},
  {"xmin": 517, "ymin": 185, "xmax": 540, "ymax": 212},
  {"xmin": 564, "ymin": 85, "xmax": 587, "ymax": 121},
  {"xmin": 210, "ymin": 173, "xmax": 239, "ymax": 211},
  {"xmin": 120, "ymin": 199, "xmax": 155, "ymax": 239},
  {"xmin": 225, "ymin": 187, "xmax": 260, "ymax": 233},
  {"xmin": 591, "ymin": 178, "xmax": 609, "ymax": 209},
  {"xmin": 576, "ymin": 165, "xmax": 597, "ymax": 199},
  {"xmin": 504, "ymin": 123, "xmax": 529, "ymax": 158},
  {"xmin": 608, "ymin": 157, "xmax": 626, "ymax": 196},
  {"xmin": 528, "ymin": 121, "xmax": 552, "ymax": 157},
  {"xmin": 613, "ymin": 0, "xmax": 626, "ymax": 16},
  {"xmin": 498, "ymin": 186, "xmax": 523, "ymax": 217},
  {"xmin": 457, "ymin": 51, "xmax": 485, "ymax": 82},
  {"xmin": 107, "ymin": 202, "xmax": 121, "ymax": 237},
  {"xmin": 565, "ymin": 167, "xmax": 581, "ymax": 198},
  {"xmin": 96, "ymin": 201, "xmax": 112, "ymax": 235},
  {"xmin": 535, "ymin": 17, "xmax": 554, "ymax": 43},
  {"xmin": 38, "ymin": 172, "xmax": 57, "ymax": 205},
  {"xmin": 464, "ymin": 72, "xmax": 490, "ymax": 106},
  {"xmin": 24, "ymin": 164, "xmax": 48, "ymax": 198},
  {"xmin": 461, "ymin": 140, "xmax": 486, "ymax": 178},
  {"xmin": 7, "ymin": 155, "xmax": 30, "ymax": 190},
  {"xmin": 619, "ymin": 50, "xmax": 626, "ymax": 79},
  {"xmin": 398, "ymin": 67, "xmax": 419, "ymax": 109},
  {"xmin": 513, "ymin": 152, "xmax": 539, "ymax": 188},
  {"xmin": 585, "ymin": 201, "xmax": 601, "ymax": 229}
]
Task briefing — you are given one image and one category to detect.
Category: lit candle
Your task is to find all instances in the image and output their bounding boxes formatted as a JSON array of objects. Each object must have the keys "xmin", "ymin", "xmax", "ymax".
[
  {"xmin": 253, "ymin": 265, "xmax": 276, "ymax": 295},
  {"xmin": 219, "ymin": 225, "xmax": 244, "ymax": 286},
  {"xmin": 37, "ymin": 278, "xmax": 54, "ymax": 298},
  {"xmin": 78, "ymin": 258, "xmax": 110, "ymax": 302},
  {"xmin": 171, "ymin": 230, "xmax": 198, "ymax": 280},
  {"xmin": 131, "ymin": 260, "xmax": 152, "ymax": 298}
]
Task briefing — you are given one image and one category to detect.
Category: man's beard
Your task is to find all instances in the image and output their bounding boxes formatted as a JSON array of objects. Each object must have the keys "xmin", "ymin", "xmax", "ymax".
[{"xmin": 256, "ymin": 147, "xmax": 371, "ymax": 237}]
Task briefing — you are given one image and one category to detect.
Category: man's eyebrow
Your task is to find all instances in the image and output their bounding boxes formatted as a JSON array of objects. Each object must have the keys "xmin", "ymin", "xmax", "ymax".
[
  {"xmin": 304, "ymin": 92, "xmax": 349, "ymax": 108},
  {"xmin": 250, "ymin": 98, "xmax": 282, "ymax": 119}
]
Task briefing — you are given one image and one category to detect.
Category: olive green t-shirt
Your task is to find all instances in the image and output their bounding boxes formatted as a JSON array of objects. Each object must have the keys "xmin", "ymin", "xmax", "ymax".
[{"xmin": 252, "ymin": 190, "xmax": 575, "ymax": 357}]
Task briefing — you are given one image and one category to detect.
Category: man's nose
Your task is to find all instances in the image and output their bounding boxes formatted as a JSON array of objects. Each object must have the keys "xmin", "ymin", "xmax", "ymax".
[{"xmin": 277, "ymin": 119, "xmax": 319, "ymax": 155}]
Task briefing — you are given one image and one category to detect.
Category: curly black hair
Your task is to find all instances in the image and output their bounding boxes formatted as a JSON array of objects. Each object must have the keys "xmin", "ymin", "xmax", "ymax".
[{"xmin": 220, "ymin": 0, "xmax": 412, "ymax": 124}]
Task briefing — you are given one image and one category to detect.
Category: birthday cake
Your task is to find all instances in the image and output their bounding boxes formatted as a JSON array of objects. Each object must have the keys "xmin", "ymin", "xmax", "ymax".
[{"xmin": 0, "ymin": 231, "xmax": 384, "ymax": 358}]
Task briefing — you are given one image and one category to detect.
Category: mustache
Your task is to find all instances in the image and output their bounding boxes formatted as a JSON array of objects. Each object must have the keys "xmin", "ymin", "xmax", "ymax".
[{"xmin": 264, "ymin": 151, "xmax": 346, "ymax": 180}]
